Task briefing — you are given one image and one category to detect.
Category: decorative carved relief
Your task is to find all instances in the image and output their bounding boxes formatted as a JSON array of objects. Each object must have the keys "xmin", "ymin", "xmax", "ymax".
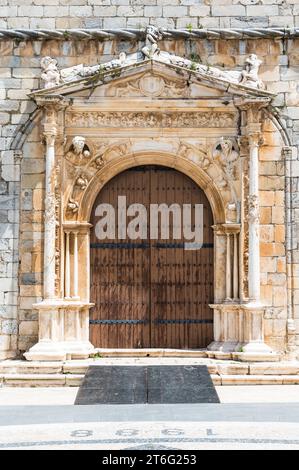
[
  {"xmin": 248, "ymin": 194, "xmax": 260, "ymax": 224},
  {"xmin": 177, "ymin": 141, "xmax": 211, "ymax": 169},
  {"xmin": 65, "ymin": 136, "xmax": 92, "ymax": 166},
  {"xmin": 40, "ymin": 57, "xmax": 60, "ymax": 89},
  {"xmin": 90, "ymin": 154, "xmax": 105, "ymax": 170},
  {"xmin": 114, "ymin": 73, "xmax": 187, "ymax": 98},
  {"xmin": 67, "ymin": 198, "xmax": 79, "ymax": 214},
  {"xmin": 60, "ymin": 53, "xmax": 127, "ymax": 83},
  {"xmin": 66, "ymin": 111, "xmax": 237, "ymax": 128},
  {"xmin": 142, "ymin": 25, "xmax": 164, "ymax": 59},
  {"xmin": 212, "ymin": 138, "xmax": 239, "ymax": 180},
  {"xmin": 75, "ymin": 174, "xmax": 89, "ymax": 190},
  {"xmin": 44, "ymin": 194, "xmax": 56, "ymax": 223},
  {"xmin": 240, "ymin": 54, "xmax": 264, "ymax": 90}
]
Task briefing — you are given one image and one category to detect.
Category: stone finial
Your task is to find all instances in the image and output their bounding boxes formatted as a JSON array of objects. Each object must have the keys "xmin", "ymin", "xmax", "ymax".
[
  {"xmin": 142, "ymin": 25, "xmax": 164, "ymax": 59},
  {"xmin": 240, "ymin": 54, "xmax": 263, "ymax": 89},
  {"xmin": 40, "ymin": 56, "xmax": 61, "ymax": 89}
]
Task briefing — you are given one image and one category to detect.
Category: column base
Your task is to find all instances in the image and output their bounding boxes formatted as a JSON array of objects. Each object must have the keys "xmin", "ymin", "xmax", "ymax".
[
  {"xmin": 24, "ymin": 339, "xmax": 95, "ymax": 361},
  {"xmin": 24, "ymin": 299, "xmax": 95, "ymax": 361},
  {"xmin": 208, "ymin": 302, "xmax": 281, "ymax": 361}
]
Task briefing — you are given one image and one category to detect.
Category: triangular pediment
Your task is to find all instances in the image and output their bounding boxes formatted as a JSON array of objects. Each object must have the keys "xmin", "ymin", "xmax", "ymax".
[{"xmin": 30, "ymin": 50, "xmax": 275, "ymax": 102}]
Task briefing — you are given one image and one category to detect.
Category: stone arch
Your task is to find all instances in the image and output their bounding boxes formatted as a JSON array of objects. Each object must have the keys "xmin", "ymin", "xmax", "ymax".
[{"xmin": 77, "ymin": 151, "xmax": 226, "ymax": 225}]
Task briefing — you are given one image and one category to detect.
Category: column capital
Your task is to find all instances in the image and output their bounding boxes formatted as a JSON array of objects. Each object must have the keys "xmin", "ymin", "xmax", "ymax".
[
  {"xmin": 37, "ymin": 95, "xmax": 69, "ymax": 146},
  {"xmin": 234, "ymin": 97, "xmax": 271, "ymax": 112},
  {"xmin": 35, "ymin": 94, "xmax": 69, "ymax": 110}
]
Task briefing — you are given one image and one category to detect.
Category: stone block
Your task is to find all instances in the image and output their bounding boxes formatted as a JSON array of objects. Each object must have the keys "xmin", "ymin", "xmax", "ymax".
[
  {"xmin": 249, "ymin": 363, "xmax": 299, "ymax": 375},
  {"xmin": 19, "ymin": 321, "xmax": 38, "ymax": 336},
  {"xmin": 19, "ymin": 297, "xmax": 41, "ymax": 310},
  {"xmin": 260, "ymin": 146, "xmax": 282, "ymax": 161},
  {"xmin": 275, "ymin": 225, "xmax": 285, "ymax": 243},
  {"xmin": 268, "ymin": 273, "xmax": 287, "ymax": 286},
  {"xmin": 20, "ymin": 284, "xmax": 42, "ymax": 297},
  {"xmin": 260, "ymin": 225, "xmax": 274, "ymax": 242},
  {"xmin": 162, "ymin": 6, "xmax": 187, "ymax": 17},
  {"xmin": 7, "ymin": 18, "xmax": 30, "ymax": 28},
  {"xmin": 260, "ymin": 256, "xmax": 277, "ymax": 273},
  {"xmin": 23, "ymin": 160, "xmax": 45, "ymax": 175},
  {"xmin": 211, "ymin": 5, "xmax": 246, "ymax": 15},
  {"xmin": 66, "ymin": 374, "xmax": 84, "ymax": 386},
  {"xmin": 12, "ymin": 68, "xmax": 40, "ymax": 79},
  {"xmin": 260, "ymin": 207, "xmax": 272, "ymax": 224},
  {"xmin": 220, "ymin": 375, "xmax": 283, "ymax": 385},
  {"xmin": 217, "ymin": 364, "xmax": 249, "ymax": 375},
  {"xmin": 247, "ymin": 5, "xmax": 279, "ymax": 16},
  {"xmin": 259, "ymin": 190, "xmax": 274, "ymax": 206},
  {"xmin": 44, "ymin": 6, "xmax": 69, "ymax": 16},
  {"xmin": 3, "ymin": 374, "xmax": 66, "ymax": 387},
  {"xmin": 1, "ymin": 320, "xmax": 18, "ymax": 335},
  {"xmin": 273, "ymin": 287, "xmax": 288, "ymax": 307},
  {"xmin": 189, "ymin": 5, "xmax": 210, "ymax": 16},
  {"xmin": 93, "ymin": 5, "xmax": 117, "ymax": 15},
  {"xmin": 272, "ymin": 206, "xmax": 285, "ymax": 224},
  {"xmin": 144, "ymin": 6, "xmax": 162, "ymax": 16},
  {"xmin": 1, "ymin": 165, "xmax": 20, "ymax": 182},
  {"xmin": 103, "ymin": 17, "xmax": 126, "ymax": 28},
  {"xmin": 29, "ymin": 18, "xmax": 56, "ymax": 29}
]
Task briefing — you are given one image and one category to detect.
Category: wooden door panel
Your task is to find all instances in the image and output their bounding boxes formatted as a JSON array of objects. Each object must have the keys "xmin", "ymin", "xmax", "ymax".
[
  {"xmin": 90, "ymin": 168, "xmax": 150, "ymax": 348},
  {"xmin": 90, "ymin": 165, "xmax": 213, "ymax": 349}
]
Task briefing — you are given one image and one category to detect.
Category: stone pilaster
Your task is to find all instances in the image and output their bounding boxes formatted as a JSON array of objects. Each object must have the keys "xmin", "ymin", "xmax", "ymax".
[
  {"xmin": 234, "ymin": 97, "xmax": 277, "ymax": 358},
  {"xmin": 24, "ymin": 97, "xmax": 95, "ymax": 361}
]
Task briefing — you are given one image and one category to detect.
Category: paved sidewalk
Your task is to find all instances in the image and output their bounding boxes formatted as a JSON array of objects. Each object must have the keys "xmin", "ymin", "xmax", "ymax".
[
  {"xmin": 0, "ymin": 385, "xmax": 299, "ymax": 406},
  {"xmin": 0, "ymin": 386, "xmax": 299, "ymax": 449}
]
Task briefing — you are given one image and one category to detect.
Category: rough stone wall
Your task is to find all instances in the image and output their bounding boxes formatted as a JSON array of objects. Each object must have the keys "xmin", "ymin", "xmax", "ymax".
[
  {"xmin": 1, "ymin": 0, "xmax": 299, "ymax": 29},
  {"xmin": 0, "ymin": 2, "xmax": 299, "ymax": 358}
]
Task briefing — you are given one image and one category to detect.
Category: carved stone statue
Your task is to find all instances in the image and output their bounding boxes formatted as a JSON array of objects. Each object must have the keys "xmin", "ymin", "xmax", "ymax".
[
  {"xmin": 240, "ymin": 54, "xmax": 263, "ymax": 89},
  {"xmin": 40, "ymin": 57, "xmax": 60, "ymax": 89},
  {"xmin": 142, "ymin": 25, "xmax": 164, "ymax": 59},
  {"xmin": 65, "ymin": 136, "xmax": 91, "ymax": 166},
  {"xmin": 213, "ymin": 138, "xmax": 239, "ymax": 180}
]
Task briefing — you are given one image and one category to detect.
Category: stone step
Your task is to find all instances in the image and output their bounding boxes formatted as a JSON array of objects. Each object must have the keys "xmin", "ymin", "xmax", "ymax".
[
  {"xmin": 1, "ymin": 359, "xmax": 299, "ymax": 376},
  {"xmin": 0, "ymin": 374, "xmax": 84, "ymax": 387},
  {"xmin": 1, "ymin": 373, "xmax": 299, "ymax": 387}
]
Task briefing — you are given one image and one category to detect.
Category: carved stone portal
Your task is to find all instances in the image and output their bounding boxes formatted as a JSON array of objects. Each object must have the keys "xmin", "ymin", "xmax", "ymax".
[{"xmin": 24, "ymin": 48, "xmax": 280, "ymax": 361}]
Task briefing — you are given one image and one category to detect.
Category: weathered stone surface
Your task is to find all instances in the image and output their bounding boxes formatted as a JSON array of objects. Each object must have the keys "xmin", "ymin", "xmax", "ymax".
[{"xmin": 0, "ymin": 4, "xmax": 298, "ymax": 365}]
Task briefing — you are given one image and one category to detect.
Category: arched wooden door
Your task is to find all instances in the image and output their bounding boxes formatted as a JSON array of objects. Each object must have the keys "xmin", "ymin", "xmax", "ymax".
[{"xmin": 90, "ymin": 165, "xmax": 214, "ymax": 349}]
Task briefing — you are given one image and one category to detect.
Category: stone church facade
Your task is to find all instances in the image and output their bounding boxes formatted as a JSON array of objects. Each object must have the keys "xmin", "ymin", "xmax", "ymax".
[{"xmin": 0, "ymin": 1, "xmax": 299, "ymax": 363}]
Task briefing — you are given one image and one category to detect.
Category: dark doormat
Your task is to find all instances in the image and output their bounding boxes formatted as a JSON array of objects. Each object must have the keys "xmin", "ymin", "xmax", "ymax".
[{"xmin": 74, "ymin": 365, "xmax": 220, "ymax": 405}]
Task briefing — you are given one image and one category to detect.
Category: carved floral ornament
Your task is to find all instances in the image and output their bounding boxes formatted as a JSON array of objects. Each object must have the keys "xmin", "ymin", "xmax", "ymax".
[{"xmin": 65, "ymin": 111, "xmax": 237, "ymax": 129}]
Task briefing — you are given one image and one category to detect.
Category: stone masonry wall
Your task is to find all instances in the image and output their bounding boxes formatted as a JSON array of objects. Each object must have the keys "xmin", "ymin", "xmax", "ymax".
[
  {"xmin": 0, "ymin": 2, "xmax": 299, "ymax": 358},
  {"xmin": 0, "ymin": 0, "xmax": 299, "ymax": 29}
]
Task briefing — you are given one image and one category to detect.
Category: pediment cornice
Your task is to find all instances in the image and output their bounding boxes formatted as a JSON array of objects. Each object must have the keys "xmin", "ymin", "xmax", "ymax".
[{"xmin": 30, "ymin": 49, "xmax": 275, "ymax": 102}]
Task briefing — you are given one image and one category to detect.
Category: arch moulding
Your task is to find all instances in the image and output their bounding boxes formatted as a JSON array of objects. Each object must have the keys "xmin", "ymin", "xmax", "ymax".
[{"xmin": 78, "ymin": 151, "xmax": 226, "ymax": 225}]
